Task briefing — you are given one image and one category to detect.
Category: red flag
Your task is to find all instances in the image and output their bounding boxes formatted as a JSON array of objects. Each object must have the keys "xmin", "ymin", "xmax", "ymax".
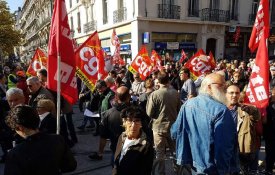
[
  {"xmin": 245, "ymin": 34, "xmax": 269, "ymax": 108},
  {"xmin": 128, "ymin": 45, "xmax": 151, "ymax": 80},
  {"xmin": 248, "ymin": 0, "xmax": 270, "ymax": 53},
  {"xmin": 26, "ymin": 48, "xmax": 47, "ymax": 76},
  {"xmin": 179, "ymin": 49, "xmax": 187, "ymax": 63},
  {"xmin": 47, "ymin": 0, "xmax": 78, "ymax": 104},
  {"xmin": 208, "ymin": 51, "xmax": 216, "ymax": 69},
  {"xmin": 150, "ymin": 50, "xmax": 163, "ymax": 71},
  {"xmin": 75, "ymin": 31, "xmax": 107, "ymax": 90},
  {"xmin": 111, "ymin": 29, "xmax": 125, "ymax": 65},
  {"xmin": 185, "ymin": 49, "xmax": 215, "ymax": 79},
  {"xmin": 234, "ymin": 26, "xmax": 241, "ymax": 43}
]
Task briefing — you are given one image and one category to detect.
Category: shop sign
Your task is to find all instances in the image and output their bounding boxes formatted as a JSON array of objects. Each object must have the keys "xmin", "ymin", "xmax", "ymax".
[
  {"xmin": 167, "ymin": 42, "xmax": 179, "ymax": 50},
  {"xmin": 120, "ymin": 44, "xmax": 131, "ymax": 51},
  {"xmin": 155, "ymin": 42, "xmax": 167, "ymax": 49},
  {"xmin": 102, "ymin": 47, "xmax": 110, "ymax": 52},
  {"xmin": 179, "ymin": 43, "xmax": 196, "ymax": 50}
]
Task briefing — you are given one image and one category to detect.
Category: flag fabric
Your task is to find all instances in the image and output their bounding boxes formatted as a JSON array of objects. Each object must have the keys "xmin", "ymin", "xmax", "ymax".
[
  {"xmin": 208, "ymin": 51, "xmax": 216, "ymax": 69},
  {"xmin": 184, "ymin": 49, "xmax": 215, "ymax": 79},
  {"xmin": 111, "ymin": 29, "xmax": 125, "ymax": 66},
  {"xmin": 248, "ymin": 0, "xmax": 270, "ymax": 53},
  {"xmin": 128, "ymin": 45, "xmax": 151, "ymax": 80},
  {"xmin": 245, "ymin": 34, "xmax": 269, "ymax": 108},
  {"xmin": 179, "ymin": 49, "xmax": 187, "ymax": 63},
  {"xmin": 150, "ymin": 50, "xmax": 163, "ymax": 71},
  {"xmin": 234, "ymin": 26, "xmax": 241, "ymax": 43},
  {"xmin": 245, "ymin": 0, "xmax": 270, "ymax": 108},
  {"xmin": 47, "ymin": 0, "xmax": 78, "ymax": 105},
  {"xmin": 75, "ymin": 31, "xmax": 107, "ymax": 91},
  {"xmin": 26, "ymin": 48, "xmax": 47, "ymax": 76}
]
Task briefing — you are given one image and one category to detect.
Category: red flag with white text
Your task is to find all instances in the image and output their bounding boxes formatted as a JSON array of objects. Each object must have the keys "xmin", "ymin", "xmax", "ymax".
[
  {"xmin": 47, "ymin": 0, "xmax": 78, "ymax": 104},
  {"xmin": 185, "ymin": 49, "xmax": 215, "ymax": 79},
  {"xmin": 245, "ymin": 34, "xmax": 269, "ymax": 108},
  {"xmin": 26, "ymin": 48, "xmax": 47, "ymax": 76},
  {"xmin": 111, "ymin": 29, "xmax": 125, "ymax": 65},
  {"xmin": 248, "ymin": 0, "xmax": 270, "ymax": 53},
  {"xmin": 75, "ymin": 31, "xmax": 107, "ymax": 91},
  {"xmin": 150, "ymin": 50, "xmax": 163, "ymax": 71},
  {"xmin": 179, "ymin": 49, "xmax": 187, "ymax": 63},
  {"xmin": 128, "ymin": 45, "xmax": 151, "ymax": 80}
]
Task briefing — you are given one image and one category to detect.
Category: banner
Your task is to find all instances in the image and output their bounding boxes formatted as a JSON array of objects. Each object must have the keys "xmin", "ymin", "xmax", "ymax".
[
  {"xmin": 26, "ymin": 48, "xmax": 47, "ymax": 76},
  {"xmin": 128, "ymin": 45, "xmax": 151, "ymax": 80},
  {"xmin": 47, "ymin": 0, "xmax": 78, "ymax": 105},
  {"xmin": 75, "ymin": 31, "xmax": 107, "ymax": 91},
  {"xmin": 248, "ymin": 0, "xmax": 270, "ymax": 53},
  {"xmin": 184, "ymin": 49, "xmax": 215, "ymax": 79}
]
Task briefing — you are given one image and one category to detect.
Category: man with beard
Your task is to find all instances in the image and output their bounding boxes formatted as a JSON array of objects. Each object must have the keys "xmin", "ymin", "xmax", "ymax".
[{"xmin": 171, "ymin": 73, "xmax": 238, "ymax": 175}]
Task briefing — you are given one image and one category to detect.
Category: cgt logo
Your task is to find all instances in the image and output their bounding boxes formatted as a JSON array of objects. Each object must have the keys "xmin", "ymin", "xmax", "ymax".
[
  {"xmin": 79, "ymin": 47, "xmax": 99, "ymax": 76},
  {"xmin": 190, "ymin": 55, "xmax": 211, "ymax": 73}
]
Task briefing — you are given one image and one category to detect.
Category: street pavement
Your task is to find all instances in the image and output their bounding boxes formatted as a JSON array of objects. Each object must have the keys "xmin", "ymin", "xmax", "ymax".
[{"xmin": 0, "ymin": 103, "xmax": 267, "ymax": 175}]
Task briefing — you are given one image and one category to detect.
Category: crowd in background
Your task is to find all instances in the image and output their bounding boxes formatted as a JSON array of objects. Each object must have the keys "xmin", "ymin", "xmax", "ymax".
[{"xmin": 0, "ymin": 56, "xmax": 275, "ymax": 175}]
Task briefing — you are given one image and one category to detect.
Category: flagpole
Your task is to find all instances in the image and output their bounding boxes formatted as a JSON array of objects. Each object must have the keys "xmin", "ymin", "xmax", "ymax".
[{"xmin": 56, "ymin": 52, "xmax": 61, "ymax": 135}]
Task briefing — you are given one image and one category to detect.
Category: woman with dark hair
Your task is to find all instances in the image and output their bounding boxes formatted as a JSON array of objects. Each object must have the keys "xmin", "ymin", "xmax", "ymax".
[
  {"xmin": 112, "ymin": 106, "xmax": 154, "ymax": 175},
  {"xmin": 4, "ymin": 105, "xmax": 77, "ymax": 175}
]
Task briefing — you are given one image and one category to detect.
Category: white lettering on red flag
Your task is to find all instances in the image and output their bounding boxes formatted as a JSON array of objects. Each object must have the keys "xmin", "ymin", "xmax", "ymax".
[{"xmin": 47, "ymin": 0, "xmax": 78, "ymax": 104}]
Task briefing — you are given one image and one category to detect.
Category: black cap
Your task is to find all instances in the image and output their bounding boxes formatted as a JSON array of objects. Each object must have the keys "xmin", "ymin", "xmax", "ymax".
[{"xmin": 95, "ymin": 80, "xmax": 107, "ymax": 89}]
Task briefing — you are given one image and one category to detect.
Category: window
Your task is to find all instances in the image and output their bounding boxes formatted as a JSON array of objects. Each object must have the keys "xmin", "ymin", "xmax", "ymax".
[
  {"xmin": 271, "ymin": 0, "xmax": 275, "ymax": 23},
  {"xmin": 252, "ymin": 0, "xmax": 258, "ymax": 15},
  {"xmin": 90, "ymin": 3, "xmax": 94, "ymax": 20},
  {"xmin": 118, "ymin": 0, "xmax": 125, "ymax": 9},
  {"xmin": 69, "ymin": 0, "xmax": 72, "ymax": 8},
  {"xmin": 161, "ymin": 0, "xmax": 175, "ymax": 5},
  {"xmin": 188, "ymin": 0, "xmax": 199, "ymax": 17},
  {"xmin": 210, "ymin": 0, "xmax": 219, "ymax": 9},
  {"xmin": 70, "ymin": 16, "xmax": 74, "ymax": 36},
  {"xmin": 77, "ymin": 12, "xmax": 81, "ymax": 33},
  {"xmin": 103, "ymin": 0, "xmax": 108, "ymax": 24},
  {"xmin": 229, "ymin": 0, "xmax": 238, "ymax": 20}
]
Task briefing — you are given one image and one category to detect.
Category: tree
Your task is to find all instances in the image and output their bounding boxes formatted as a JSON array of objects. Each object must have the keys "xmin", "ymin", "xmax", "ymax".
[{"xmin": 0, "ymin": 0, "xmax": 22, "ymax": 56}]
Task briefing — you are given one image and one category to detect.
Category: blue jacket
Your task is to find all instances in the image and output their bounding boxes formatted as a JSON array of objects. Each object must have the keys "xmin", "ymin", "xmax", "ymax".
[{"xmin": 171, "ymin": 94, "xmax": 239, "ymax": 175}]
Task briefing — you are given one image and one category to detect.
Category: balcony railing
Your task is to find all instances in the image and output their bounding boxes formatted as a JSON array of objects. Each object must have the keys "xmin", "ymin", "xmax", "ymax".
[
  {"xmin": 200, "ymin": 8, "xmax": 229, "ymax": 22},
  {"xmin": 188, "ymin": 9, "xmax": 199, "ymax": 17},
  {"xmin": 230, "ymin": 13, "xmax": 239, "ymax": 21},
  {"xmin": 113, "ymin": 7, "xmax": 127, "ymax": 23},
  {"xmin": 158, "ymin": 4, "xmax": 181, "ymax": 19},
  {"xmin": 84, "ymin": 20, "xmax": 97, "ymax": 33},
  {"xmin": 248, "ymin": 13, "xmax": 256, "ymax": 25}
]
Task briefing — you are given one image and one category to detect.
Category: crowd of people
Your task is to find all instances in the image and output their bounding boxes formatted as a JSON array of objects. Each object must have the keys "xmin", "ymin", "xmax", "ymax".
[{"xmin": 0, "ymin": 57, "xmax": 274, "ymax": 175}]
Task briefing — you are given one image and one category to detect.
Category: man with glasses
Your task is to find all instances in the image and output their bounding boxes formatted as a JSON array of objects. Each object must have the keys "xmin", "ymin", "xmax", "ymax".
[
  {"xmin": 226, "ymin": 84, "xmax": 260, "ymax": 173},
  {"xmin": 26, "ymin": 76, "xmax": 54, "ymax": 109},
  {"xmin": 171, "ymin": 73, "xmax": 238, "ymax": 175}
]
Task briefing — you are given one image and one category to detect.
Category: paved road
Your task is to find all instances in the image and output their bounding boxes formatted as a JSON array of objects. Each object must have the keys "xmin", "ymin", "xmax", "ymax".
[{"xmin": 0, "ymin": 103, "xmax": 267, "ymax": 175}]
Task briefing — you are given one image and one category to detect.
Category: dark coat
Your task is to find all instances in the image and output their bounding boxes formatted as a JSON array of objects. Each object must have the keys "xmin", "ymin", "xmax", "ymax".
[
  {"xmin": 39, "ymin": 113, "xmax": 57, "ymax": 134},
  {"xmin": 4, "ymin": 132, "xmax": 77, "ymax": 175},
  {"xmin": 112, "ymin": 131, "xmax": 154, "ymax": 175}
]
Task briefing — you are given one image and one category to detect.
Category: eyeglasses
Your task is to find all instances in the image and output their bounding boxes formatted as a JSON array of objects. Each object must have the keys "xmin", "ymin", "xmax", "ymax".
[
  {"xmin": 27, "ymin": 85, "xmax": 33, "ymax": 88},
  {"xmin": 227, "ymin": 91, "xmax": 240, "ymax": 95},
  {"xmin": 126, "ymin": 118, "xmax": 141, "ymax": 125}
]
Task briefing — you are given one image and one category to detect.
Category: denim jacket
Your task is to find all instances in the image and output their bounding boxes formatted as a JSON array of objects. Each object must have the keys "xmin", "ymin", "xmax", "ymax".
[{"xmin": 171, "ymin": 94, "xmax": 239, "ymax": 175}]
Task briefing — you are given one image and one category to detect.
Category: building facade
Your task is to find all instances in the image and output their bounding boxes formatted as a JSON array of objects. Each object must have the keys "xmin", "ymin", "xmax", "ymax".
[{"xmin": 17, "ymin": 0, "xmax": 275, "ymax": 63}]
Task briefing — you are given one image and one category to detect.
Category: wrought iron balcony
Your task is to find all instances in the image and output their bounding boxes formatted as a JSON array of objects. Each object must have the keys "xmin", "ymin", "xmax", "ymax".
[
  {"xmin": 248, "ymin": 13, "xmax": 256, "ymax": 25},
  {"xmin": 230, "ymin": 13, "xmax": 239, "ymax": 21},
  {"xmin": 113, "ymin": 7, "xmax": 127, "ymax": 23},
  {"xmin": 200, "ymin": 8, "xmax": 229, "ymax": 22},
  {"xmin": 188, "ymin": 9, "xmax": 199, "ymax": 17},
  {"xmin": 158, "ymin": 4, "xmax": 181, "ymax": 19},
  {"xmin": 84, "ymin": 20, "xmax": 97, "ymax": 33}
]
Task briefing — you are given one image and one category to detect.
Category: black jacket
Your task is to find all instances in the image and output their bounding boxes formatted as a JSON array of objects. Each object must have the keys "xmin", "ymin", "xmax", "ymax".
[
  {"xmin": 4, "ymin": 132, "xmax": 77, "ymax": 175},
  {"xmin": 39, "ymin": 113, "xmax": 57, "ymax": 134}
]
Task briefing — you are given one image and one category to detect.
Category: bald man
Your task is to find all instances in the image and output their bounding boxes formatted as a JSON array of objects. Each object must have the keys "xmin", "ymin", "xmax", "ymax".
[
  {"xmin": 171, "ymin": 73, "xmax": 239, "ymax": 175},
  {"xmin": 89, "ymin": 86, "xmax": 131, "ymax": 162}
]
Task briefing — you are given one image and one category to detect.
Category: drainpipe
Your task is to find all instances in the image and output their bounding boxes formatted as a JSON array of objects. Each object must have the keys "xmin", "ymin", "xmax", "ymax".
[
  {"xmin": 133, "ymin": 0, "xmax": 135, "ymax": 17},
  {"xmin": 145, "ymin": 0, "xmax": 148, "ymax": 17}
]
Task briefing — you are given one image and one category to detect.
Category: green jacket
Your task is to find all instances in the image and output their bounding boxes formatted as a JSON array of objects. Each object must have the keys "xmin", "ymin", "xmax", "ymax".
[{"xmin": 99, "ymin": 88, "xmax": 115, "ymax": 116}]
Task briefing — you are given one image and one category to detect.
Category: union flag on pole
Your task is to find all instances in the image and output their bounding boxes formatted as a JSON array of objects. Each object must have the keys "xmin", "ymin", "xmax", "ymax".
[
  {"xmin": 248, "ymin": 0, "xmax": 270, "ymax": 53},
  {"xmin": 179, "ymin": 49, "xmax": 187, "ymax": 63},
  {"xmin": 128, "ymin": 45, "xmax": 151, "ymax": 80},
  {"xmin": 75, "ymin": 31, "xmax": 107, "ymax": 91},
  {"xmin": 111, "ymin": 29, "xmax": 125, "ymax": 65},
  {"xmin": 26, "ymin": 48, "xmax": 47, "ymax": 76},
  {"xmin": 184, "ymin": 49, "xmax": 215, "ymax": 79},
  {"xmin": 47, "ymin": 0, "xmax": 78, "ymax": 104},
  {"xmin": 150, "ymin": 50, "xmax": 163, "ymax": 71},
  {"xmin": 245, "ymin": 0, "xmax": 269, "ymax": 108}
]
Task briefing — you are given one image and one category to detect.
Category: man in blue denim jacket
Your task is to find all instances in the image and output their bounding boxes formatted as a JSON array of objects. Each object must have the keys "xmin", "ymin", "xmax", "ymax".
[{"xmin": 171, "ymin": 73, "xmax": 239, "ymax": 175}]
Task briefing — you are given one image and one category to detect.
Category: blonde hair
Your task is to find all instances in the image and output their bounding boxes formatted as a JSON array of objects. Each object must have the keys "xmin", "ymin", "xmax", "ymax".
[{"xmin": 37, "ymin": 99, "xmax": 56, "ymax": 115}]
